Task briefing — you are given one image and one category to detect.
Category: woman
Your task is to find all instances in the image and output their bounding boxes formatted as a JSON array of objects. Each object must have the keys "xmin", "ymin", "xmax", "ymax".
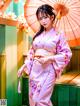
[{"xmin": 17, "ymin": 4, "xmax": 72, "ymax": 106}]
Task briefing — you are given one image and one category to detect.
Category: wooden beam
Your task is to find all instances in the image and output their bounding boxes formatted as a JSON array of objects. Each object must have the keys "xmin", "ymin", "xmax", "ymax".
[
  {"xmin": 0, "ymin": 0, "xmax": 11, "ymax": 13},
  {"xmin": 0, "ymin": 17, "xmax": 18, "ymax": 26}
]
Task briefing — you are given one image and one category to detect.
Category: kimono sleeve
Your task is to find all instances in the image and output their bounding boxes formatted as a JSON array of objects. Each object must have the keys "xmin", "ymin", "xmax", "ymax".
[
  {"xmin": 52, "ymin": 33, "xmax": 72, "ymax": 78},
  {"xmin": 24, "ymin": 46, "xmax": 35, "ymax": 75}
]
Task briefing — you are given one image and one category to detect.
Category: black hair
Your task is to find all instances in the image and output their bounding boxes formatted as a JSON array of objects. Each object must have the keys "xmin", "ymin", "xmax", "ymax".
[{"xmin": 33, "ymin": 4, "xmax": 56, "ymax": 41}]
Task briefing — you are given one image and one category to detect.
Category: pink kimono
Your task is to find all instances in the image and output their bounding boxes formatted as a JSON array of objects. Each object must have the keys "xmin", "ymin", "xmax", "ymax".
[{"xmin": 25, "ymin": 28, "xmax": 72, "ymax": 106}]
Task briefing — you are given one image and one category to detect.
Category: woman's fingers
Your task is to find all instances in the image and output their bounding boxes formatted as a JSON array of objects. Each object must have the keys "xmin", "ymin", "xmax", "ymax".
[
  {"xmin": 17, "ymin": 64, "xmax": 26, "ymax": 77},
  {"xmin": 17, "ymin": 70, "xmax": 22, "ymax": 78},
  {"xmin": 34, "ymin": 57, "xmax": 47, "ymax": 64}
]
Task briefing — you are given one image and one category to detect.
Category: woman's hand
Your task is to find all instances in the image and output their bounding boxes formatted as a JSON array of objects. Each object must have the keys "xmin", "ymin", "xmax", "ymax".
[
  {"xmin": 36, "ymin": 56, "xmax": 52, "ymax": 64},
  {"xmin": 17, "ymin": 64, "xmax": 26, "ymax": 78},
  {"xmin": 35, "ymin": 56, "xmax": 52, "ymax": 65},
  {"xmin": 17, "ymin": 68, "xmax": 23, "ymax": 78}
]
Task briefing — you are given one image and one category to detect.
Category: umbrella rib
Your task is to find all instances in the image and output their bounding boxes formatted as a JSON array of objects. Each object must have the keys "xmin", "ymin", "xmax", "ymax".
[
  {"xmin": 71, "ymin": 8, "xmax": 80, "ymax": 16},
  {"xmin": 28, "ymin": 20, "xmax": 38, "ymax": 27},
  {"xmin": 59, "ymin": 0, "xmax": 62, "ymax": 2},
  {"xmin": 68, "ymin": 1, "xmax": 80, "ymax": 7},
  {"xmin": 63, "ymin": 0, "xmax": 70, "ymax": 4},
  {"xmin": 70, "ymin": 6, "xmax": 80, "ymax": 9},
  {"xmin": 63, "ymin": 17, "xmax": 66, "ymax": 36},
  {"xmin": 68, "ymin": 14, "xmax": 80, "ymax": 28},
  {"xmin": 39, "ymin": 0, "xmax": 47, "ymax": 4},
  {"xmin": 39, "ymin": 0, "xmax": 55, "ymax": 4},
  {"xmin": 46, "ymin": 0, "xmax": 56, "ymax": 4},
  {"xmin": 55, "ymin": 0, "xmax": 58, "ymax": 2},
  {"xmin": 63, "ymin": 0, "xmax": 73, "ymax": 6},
  {"xmin": 66, "ymin": 16, "xmax": 77, "ymax": 40},
  {"xmin": 26, "ymin": 14, "xmax": 36, "ymax": 17},
  {"xmin": 26, "ymin": 5, "xmax": 43, "ymax": 8},
  {"xmin": 71, "ymin": 11, "xmax": 80, "ymax": 17},
  {"xmin": 59, "ymin": 0, "xmax": 64, "ymax": 3},
  {"xmin": 26, "ymin": 5, "xmax": 38, "ymax": 8}
]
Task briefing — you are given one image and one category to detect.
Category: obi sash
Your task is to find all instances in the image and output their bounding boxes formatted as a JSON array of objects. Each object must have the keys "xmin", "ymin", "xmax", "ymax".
[{"xmin": 34, "ymin": 49, "xmax": 55, "ymax": 58}]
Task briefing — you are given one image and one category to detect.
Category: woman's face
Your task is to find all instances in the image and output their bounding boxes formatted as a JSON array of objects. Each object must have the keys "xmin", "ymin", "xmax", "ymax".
[{"xmin": 37, "ymin": 12, "xmax": 54, "ymax": 30}]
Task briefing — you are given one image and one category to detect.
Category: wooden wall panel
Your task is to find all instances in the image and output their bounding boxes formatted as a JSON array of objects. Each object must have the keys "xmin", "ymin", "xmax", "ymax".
[
  {"xmin": 66, "ymin": 47, "xmax": 80, "ymax": 72},
  {"xmin": 0, "ymin": 55, "xmax": 6, "ymax": 98}
]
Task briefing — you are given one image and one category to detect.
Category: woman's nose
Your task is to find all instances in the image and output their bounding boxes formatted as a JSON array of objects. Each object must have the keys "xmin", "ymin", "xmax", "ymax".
[{"xmin": 41, "ymin": 18, "xmax": 46, "ymax": 22}]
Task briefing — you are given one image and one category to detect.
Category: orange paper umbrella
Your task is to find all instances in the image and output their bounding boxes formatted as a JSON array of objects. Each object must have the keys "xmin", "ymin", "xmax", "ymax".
[{"xmin": 24, "ymin": 0, "xmax": 80, "ymax": 47}]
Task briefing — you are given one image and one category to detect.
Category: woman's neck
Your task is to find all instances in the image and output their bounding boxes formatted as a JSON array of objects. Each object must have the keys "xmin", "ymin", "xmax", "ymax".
[
  {"xmin": 45, "ymin": 25, "xmax": 53, "ymax": 32},
  {"xmin": 45, "ymin": 27, "xmax": 53, "ymax": 33}
]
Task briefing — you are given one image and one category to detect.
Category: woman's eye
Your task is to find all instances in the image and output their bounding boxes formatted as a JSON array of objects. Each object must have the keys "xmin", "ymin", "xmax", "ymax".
[
  {"xmin": 43, "ymin": 16, "xmax": 47, "ymax": 19},
  {"xmin": 39, "ymin": 16, "xmax": 47, "ymax": 20}
]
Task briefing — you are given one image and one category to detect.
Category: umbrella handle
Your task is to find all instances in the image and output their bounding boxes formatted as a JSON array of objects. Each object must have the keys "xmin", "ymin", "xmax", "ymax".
[
  {"xmin": 53, "ymin": 10, "xmax": 62, "ymax": 29},
  {"xmin": 56, "ymin": 10, "xmax": 62, "ymax": 20}
]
